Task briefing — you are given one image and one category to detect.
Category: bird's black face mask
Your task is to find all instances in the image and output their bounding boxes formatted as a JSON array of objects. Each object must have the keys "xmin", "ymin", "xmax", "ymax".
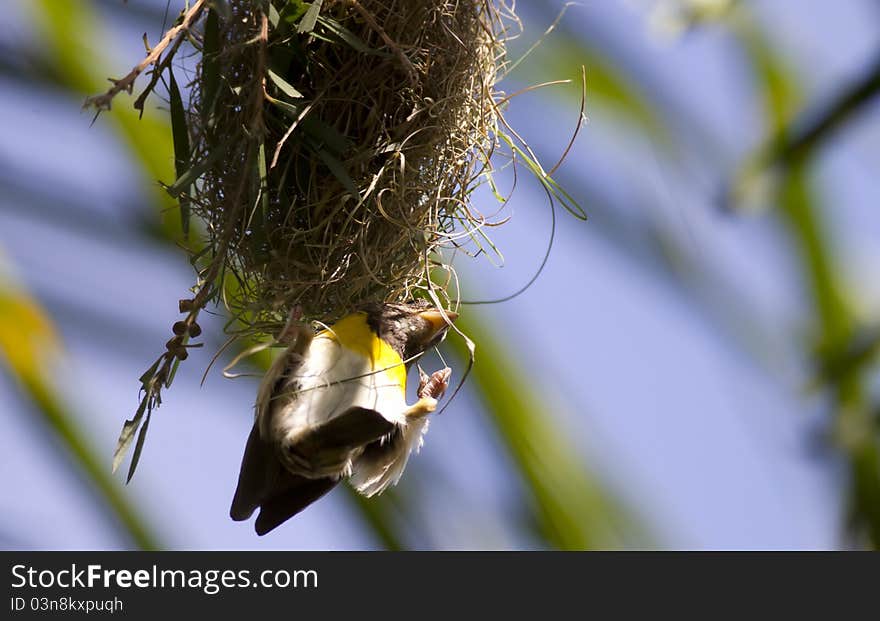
[{"xmin": 362, "ymin": 301, "xmax": 458, "ymax": 363}]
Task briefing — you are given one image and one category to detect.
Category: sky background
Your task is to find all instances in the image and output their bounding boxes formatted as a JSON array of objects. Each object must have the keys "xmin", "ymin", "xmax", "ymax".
[{"xmin": 1, "ymin": 0, "xmax": 879, "ymax": 549}]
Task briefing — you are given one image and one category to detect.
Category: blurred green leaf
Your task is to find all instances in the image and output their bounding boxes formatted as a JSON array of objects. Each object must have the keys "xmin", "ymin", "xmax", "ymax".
[
  {"xmin": 448, "ymin": 314, "xmax": 643, "ymax": 549},
  {"xmin": 733, "ymin": 10, "xmax": 880, "ymax": 548},
  {"xmin": 748, "ymin": 50, "xmax": 880, "ymax": 191},
  {"xmin": 513, "ymin": 31, "xmax": 667, "ymax": 143},
  {"xmin": 0, "ymin": 272, "xmax": 160, "ymax": 550},
  {"xmin": 31, "ymin": 0, "xmax": 182, "ymax": 242}
]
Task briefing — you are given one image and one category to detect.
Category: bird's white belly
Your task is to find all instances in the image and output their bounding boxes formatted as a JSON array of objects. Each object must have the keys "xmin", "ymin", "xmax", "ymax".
[
  {"xmin": 264, "ymin": 333, "xmax": 426, "ymax": 493},
  {"xmin": 271, "ymin": 335, "xmax": 408, "ymax": 444}
]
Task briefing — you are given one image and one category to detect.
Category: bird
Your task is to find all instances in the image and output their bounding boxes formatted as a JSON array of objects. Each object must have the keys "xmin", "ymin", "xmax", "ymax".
[{"xmin": 230, "ymin": 301, "xmax": 458, "ymax": 535}]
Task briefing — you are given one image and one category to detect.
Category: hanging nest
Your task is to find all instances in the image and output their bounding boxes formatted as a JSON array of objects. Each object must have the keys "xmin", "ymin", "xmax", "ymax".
[
  {"xmin": 85, "ymin": 0, "xmax": 583, "ymax": 479},
  {"xmin": 179, "ymin": 0, "xmax": 512, "ymax": 331}
]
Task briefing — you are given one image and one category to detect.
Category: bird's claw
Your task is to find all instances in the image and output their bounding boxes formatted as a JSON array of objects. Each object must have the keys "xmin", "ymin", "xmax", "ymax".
[
  {"xmin": 417, "ymin": 366, "xmax": 452, "ymax": 401},
  {"xmin": 405, "ymin": 367, "xmax": 451, "ymax": 420}
]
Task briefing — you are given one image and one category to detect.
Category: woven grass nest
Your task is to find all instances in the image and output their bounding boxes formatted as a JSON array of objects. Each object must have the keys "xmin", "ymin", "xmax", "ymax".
[
  {"xmin": 200, "ymin": 0, "xmax": 510, "ymax": 328},
  {"xmin": 86, "ymin": 0, "xmax": 583, "ymax": 478}
]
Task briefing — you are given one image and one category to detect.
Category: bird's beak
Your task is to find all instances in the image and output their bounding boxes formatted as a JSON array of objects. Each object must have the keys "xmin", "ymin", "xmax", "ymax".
[{"xmin": 418, "ymin": 309, "xmax": 459, "ymax": 335}]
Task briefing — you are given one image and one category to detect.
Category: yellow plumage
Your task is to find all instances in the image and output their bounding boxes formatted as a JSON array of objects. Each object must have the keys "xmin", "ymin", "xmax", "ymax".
[{"xmin": 317, "ymin": 312, "xmax": 407, "ymax": 395}]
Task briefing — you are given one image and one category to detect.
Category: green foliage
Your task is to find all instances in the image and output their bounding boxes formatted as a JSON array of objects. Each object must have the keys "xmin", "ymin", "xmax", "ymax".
[
  {"xmin": 0, "ymin": 277, "xmax": 160, "ymax": 550},
  {"xmin": 731, "ymin": 11, "xmax": 880, "ymax": 546},
  {"xmin": 448, "ymin": 314, "xmax": 642, "ymax": 549}
]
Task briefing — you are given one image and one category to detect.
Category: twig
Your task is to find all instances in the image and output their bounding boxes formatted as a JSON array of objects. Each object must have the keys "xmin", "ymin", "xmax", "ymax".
[
  {"xmin": 270, "ymin": 99, "xmax": 315, "ymax": 169},
  {"xmin": 83, "ymin": 0, "xmax": 207, "ymax": 111},
  {"xmin": 116, "ymin": 148, "xmax": 253, "ymax": 481},
  {"xmin": 132, "ymin": 31, "xmax": 188, "ymax": 118}
]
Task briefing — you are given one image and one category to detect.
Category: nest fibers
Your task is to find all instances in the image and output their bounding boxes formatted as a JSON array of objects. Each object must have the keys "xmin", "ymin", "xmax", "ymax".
[{"xmin": 183, "ymin": 0, "xmax": 513, "ymax": 331}]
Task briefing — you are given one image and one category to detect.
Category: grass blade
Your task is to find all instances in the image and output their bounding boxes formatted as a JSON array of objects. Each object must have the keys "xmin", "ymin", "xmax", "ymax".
[{"xmin": 168, "ymin": 66, "xmax": 191, "ymax": 237}]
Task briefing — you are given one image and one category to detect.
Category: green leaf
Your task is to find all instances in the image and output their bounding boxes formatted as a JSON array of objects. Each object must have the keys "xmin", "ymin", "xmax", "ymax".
[
  {"xmin": 301, "ymin": 117, "xmax": 350, "ymax": 155},
  {"xmin": 163, "ymin": 136, "xmax": 233, "ymax": 198},
  {"xmin": 734, "ymin": 21, "xmax": 801, "ymax": 130},
  {"xmin": 268, "ymin": 95, "xmax": 352, "ymax": 157},
  {"xmin": 543, "ymin": 174, "xmax": 587, "ymax": 220},
  {"xmin": 248, "ymin": 141, "xmax": 270, "ymax": 249},
  {"xmin": 0, "ymin": 280, "xmax": 60, "ymax": 381},
  {"xmin": 126, "ymin": 407, "xmax": 152, "ymax": 483},
  {"xmin": 168, "ymin": 67, "xmax": 191, "ymax": 237},
  {"xmin": 165, "ymin": 351, "xmax": 183, "ymax": 388},
  {"xmin": 500, "ymin": 134, "xmax": 588, "ymax": 221},
  {"xmin": 267, "ymin": 3, "xmax": 280, "ymax": 28},
  {"xmin": 32, "ymin": 0, "xmax": 183, "ymax": 241},
  {"xmin": 280, "ymin": 0, "xmax": 309, "ymax": 25},
  {"xmin": 25, "ymin": 0, "xmax": 164, "ymax": 550},
  {"xmin": 201, "ymin": 8, "xmax": 221, "ymax": 124},
  {"xmin": 316, "ymin": 15, "xmax": 389, "ymax": 56},
  {"xmin": 268, "ymin": 68, "xmax": 304, "ymax": 99},
  {"xmin": 267, "ymin": 94, "xmax": 308, "ymax": 119},
  {"xmin": 297, "ymin": 0, "xmax": 323, "ymax": 34},
  {"xmin": 112, "ymin": 398, "xmax": 147, "ymax": 475}
]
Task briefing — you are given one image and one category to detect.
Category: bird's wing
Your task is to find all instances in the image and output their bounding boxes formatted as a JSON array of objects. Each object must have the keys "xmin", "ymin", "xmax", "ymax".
[
  {"xmin": 232, "ymin": 338, "xmax": 311, "ymax": 522},
  {"xmin": 230, "ymin": 423, "xmax": 275, "ymax": 521},
  {"xmin": 230, "ymin": 422, "xmax": 340, "ymax": 533},
  {"xmin": 294, "ymin": 406, "xmax": 397, "ymax": 454},
  {"xmin": 281, "ymin": 405, "xmax": 399, "ymax": 478},
  {"xmin": 254, "ymin": 474, "xmax": 338, "ymax": 536}
]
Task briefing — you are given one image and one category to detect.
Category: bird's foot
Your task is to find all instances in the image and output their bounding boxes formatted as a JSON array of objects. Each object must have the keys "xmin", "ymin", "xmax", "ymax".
[
  {"xmin": 403, "ymin": 396, "xmax": 438, "ymax": 419},
  {"xmin": 405, "ymin": 367, "xmax": 452, "ymax": 419},
  {"xmin": 417, "ymin": 366, "xmax": 452, "ymax": 401}
]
